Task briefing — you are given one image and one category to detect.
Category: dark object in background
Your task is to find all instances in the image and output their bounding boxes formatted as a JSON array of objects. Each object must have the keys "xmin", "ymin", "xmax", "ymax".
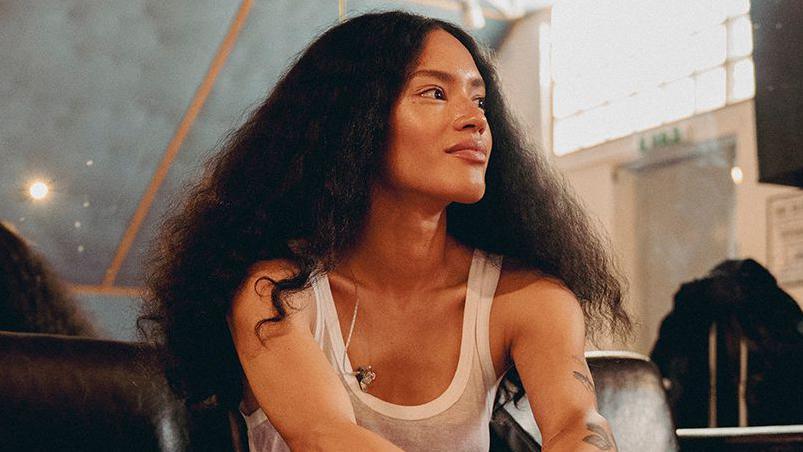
[
  {"xmin": 0, "ymin": 221, "xmax": 95, "ymax": 336},
  {"xmin": 489, "ymin": 407, "xmax": 542, "ymax": 452},
  {"xmin": 752, "ymin": 0, "xmax": 803, "ymax": 187},
  {"xmin": 651, "ymin": 259, "xmax": 803, "ymax": 428},
  {"xmin": 1, "ymin": 329, "xmax": 681, "ymax": 452},
  {"xmin": 0, "ymin": 331, "xmax": 239, "ymax": 452},
  {"xmin": 491, "ymin": 352, "xmax": 679, "ymax": 452}
]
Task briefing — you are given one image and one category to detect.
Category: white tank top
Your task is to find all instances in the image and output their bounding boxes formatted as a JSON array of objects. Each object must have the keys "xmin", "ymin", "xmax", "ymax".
[{"xmin": 241, "ymin": 249, "xmax": 507, "ymax": 451}]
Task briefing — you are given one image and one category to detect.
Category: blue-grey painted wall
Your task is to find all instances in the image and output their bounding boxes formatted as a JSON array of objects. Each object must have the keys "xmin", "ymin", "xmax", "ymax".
[{"xmin": 0, "ymin": 1, "xmax": 510, "ymax": 341}]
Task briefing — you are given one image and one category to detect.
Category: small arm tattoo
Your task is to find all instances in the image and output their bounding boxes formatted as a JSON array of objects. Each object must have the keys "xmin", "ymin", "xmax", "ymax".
[
  {"xmin": 583, "ymin": 422, "xmax": 615, "ymax": 450},
  {"xmin": 572, "ymin": 370, "xmax": 595, "ymax": 393}
]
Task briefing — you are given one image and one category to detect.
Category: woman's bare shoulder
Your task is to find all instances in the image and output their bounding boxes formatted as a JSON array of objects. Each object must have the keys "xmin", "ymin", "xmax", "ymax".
[
  {"xmin": 494, "ymin": 258, "xmax": 581, "ymax": 327},
  {"xmin": 490, "ymin": 259, "xmax": 584, "ymax": 369},
  {"xmin": 496, "ymin": 258, "xmax": 571, "ymax": 300},
  {"xmin": 230, "ymin": 258, "xmax": 317, "ymax": 335}
]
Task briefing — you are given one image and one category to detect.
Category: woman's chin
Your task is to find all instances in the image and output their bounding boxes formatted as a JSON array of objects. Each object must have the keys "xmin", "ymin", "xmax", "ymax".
[{"xmin": 450, "ymin": 185, "xmax": 486, "ymax": 204}]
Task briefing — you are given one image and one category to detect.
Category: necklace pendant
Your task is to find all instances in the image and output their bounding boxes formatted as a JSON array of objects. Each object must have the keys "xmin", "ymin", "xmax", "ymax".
[{"xmin": 355, "ymin": 366, "xmax": 376, "ymax": 391}]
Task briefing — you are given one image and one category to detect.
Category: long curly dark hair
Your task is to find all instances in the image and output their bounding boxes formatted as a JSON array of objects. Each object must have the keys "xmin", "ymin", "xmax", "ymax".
[
  {"xmin": 139, "ymin": 11, "xmax": 632, "ymax": 410},
  {"xmin": 0, "ymin": 221, "xmax": 96, "ymax": 336}
]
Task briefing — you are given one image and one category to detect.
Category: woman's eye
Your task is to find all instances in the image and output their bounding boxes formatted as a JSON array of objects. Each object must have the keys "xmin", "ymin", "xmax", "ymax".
[
  {"xmin": 476, "ymin": 98, "xmax": 486, "ymax": 109},
  {"xmin": 421, "ymin": 88, "xmax": 445, "ymax": 100}
]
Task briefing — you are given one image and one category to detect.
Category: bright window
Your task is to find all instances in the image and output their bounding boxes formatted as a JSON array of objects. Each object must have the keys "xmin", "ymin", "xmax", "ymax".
[{"xmin": 550, "ymin": 0, "xmax": 754, "ymax": 156}]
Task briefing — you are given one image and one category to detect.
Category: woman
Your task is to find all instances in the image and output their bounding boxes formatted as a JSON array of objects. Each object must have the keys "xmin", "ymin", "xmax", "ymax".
[
  {"xmin": 141, "ymin": 11, "xmax": 631, "ymax": 451},
  {"xmin": 0, "ymin": 220, "xmax": 95, "ymax": 336}
]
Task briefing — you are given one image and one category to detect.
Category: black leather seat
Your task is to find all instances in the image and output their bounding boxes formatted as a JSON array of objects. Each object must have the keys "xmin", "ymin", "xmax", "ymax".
[
  {"xmin": 494, "ymin": 351, "xmax": 680, "ymax": 452},
  {"xmin": 586, "ymin": 351, "xmax": 679, "ymax": 451},
  {"xmin": 0, "ymin": 331, "xmax": 239, "ymax": 451},
  {"xmin": 492, "ymin": 350, "xmax": 803, "ymax": 451},
  {"xmin": 0, "ymin": 331, "xmax": 677, "ymax": 451}
]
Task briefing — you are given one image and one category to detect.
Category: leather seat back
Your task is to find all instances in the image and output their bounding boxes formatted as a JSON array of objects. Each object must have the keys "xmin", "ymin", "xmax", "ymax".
[
  {"xmin": 587, "ymin": 351, "xmax": 679, "ymax": 451},
  {"xmin": 0, "ymin": 331, "xmax": 235, "ymax": 451}
]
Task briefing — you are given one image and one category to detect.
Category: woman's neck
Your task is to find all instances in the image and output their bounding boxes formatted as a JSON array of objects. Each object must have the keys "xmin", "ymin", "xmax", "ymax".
[{"xmin": 337, "ymin": 186, "xmax": 462, "ymax": 297}]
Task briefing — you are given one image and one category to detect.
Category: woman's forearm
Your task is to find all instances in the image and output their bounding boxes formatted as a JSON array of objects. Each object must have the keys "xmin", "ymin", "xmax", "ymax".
[{"xmin": 542, "ymin": 417, "xmax": 618, "ymax": 452}]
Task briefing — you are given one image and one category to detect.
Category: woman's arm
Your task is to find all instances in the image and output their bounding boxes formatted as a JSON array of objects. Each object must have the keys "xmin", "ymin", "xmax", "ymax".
[
  {"xmin": 228, "ymin": 260, "xmax": 403, "ymax": 451},
  {"xmin": 500, "ymin": 276, "xmax": 618, "ymax": 452}
]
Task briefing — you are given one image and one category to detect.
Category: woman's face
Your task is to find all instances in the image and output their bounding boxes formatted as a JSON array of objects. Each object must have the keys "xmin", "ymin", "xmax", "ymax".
[{"xmin": 382, "ymin": 29, "xmax": 492, "ymax": 205}]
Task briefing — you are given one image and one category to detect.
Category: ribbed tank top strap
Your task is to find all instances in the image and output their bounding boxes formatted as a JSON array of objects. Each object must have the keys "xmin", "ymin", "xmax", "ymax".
[
  {"xmin": 474, "ymin": 251, "xmax": 503, "ymax": 388},
  {"xmin": 310, "ymin": 273, "xmax": 325, "ymax": 343}
]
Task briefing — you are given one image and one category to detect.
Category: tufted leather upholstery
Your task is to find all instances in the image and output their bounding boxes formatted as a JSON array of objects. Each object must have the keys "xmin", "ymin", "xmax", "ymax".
[
  {"xmin": 0, "ymin": 331, "xmax": 237, "ymax": 451},
  {"xmin": 12, "ymin": 331, "xmax": 796, "ymax": 451},
  {"xmin": 497, "ymin": 351, "xmax": 679, "ymax": 452},
  {"xmin": 0, "ymin": 332, "xmax": 677, "ymax": 451},
  {"xmin": 586, "ymin": 351, "xmax": 679, "ymax": 451}
]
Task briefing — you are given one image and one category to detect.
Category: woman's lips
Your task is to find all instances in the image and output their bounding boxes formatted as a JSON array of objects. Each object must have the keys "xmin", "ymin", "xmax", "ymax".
[
  {"xmin": 446, "ymin": 140, "xmax": 488, "ymax": 163},
  {"xmin": 448, "ymin": 148, "xmax": 487, "ymax": 163}
]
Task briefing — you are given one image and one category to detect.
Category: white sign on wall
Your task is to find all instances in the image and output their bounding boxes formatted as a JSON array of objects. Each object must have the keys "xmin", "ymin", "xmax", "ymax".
[{"xmin": 768, "ymin": 193, "xmax": 803, "ymax": 287}]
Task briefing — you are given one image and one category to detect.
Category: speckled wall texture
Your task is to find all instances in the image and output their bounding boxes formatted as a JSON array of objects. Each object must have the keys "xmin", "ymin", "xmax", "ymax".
[{"xmin": 0, "ymin": 1, "xmax": 509, "ymax": 340}]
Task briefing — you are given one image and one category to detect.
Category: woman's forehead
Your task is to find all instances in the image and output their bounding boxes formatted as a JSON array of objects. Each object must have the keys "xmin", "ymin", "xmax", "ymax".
[
  {"xmin": 410, "ymin": 29, "xmax": 484, "ymax": 86},
  {"xmin": 412, "ymin": 29, "xmax": 482, "ymax": 81}
]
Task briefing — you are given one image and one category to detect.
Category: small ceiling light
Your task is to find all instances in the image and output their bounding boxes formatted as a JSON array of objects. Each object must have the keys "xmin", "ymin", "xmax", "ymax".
[
  {"xmin": 74, "ymin": 221, "xmax": 82, "ymax": 228},
  {"xmin": 731, "ymin": 166, "xmax": 744, "ymax": 184},
  {"xmin": 29, "ymin": 181, "xmax": 49, "ymax": 200},
  {"xmin": 86, "ymin": 159, "xmax": 93, "ymax": 166},
  {"xmin": 77, "ymin": 245, "xmax": 84, "ymax": 253},
  {"xmin": 461, "ymin": 0, "xmax": 485, "ymax": 30}
]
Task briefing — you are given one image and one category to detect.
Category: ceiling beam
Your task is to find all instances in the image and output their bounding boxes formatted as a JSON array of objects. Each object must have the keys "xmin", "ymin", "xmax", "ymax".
[
  {"xmin": 102, "ymin": 0, "xmax": 254, "ymax": 286},
  {"xmin": 69, "ymin": 283, "xmax": 143, "ymax": 297}
]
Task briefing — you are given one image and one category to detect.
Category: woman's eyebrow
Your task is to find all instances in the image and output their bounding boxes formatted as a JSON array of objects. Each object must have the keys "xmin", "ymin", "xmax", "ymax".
[{"xmin": 409, "ymin": 69, "xmax": 485, "ymax": 89}]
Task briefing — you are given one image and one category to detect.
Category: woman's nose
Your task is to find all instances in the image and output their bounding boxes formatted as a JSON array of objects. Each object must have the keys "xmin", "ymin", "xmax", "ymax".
[{"xmin": 453, "ymin": 103, "xmax": 488, "ymax": 134}]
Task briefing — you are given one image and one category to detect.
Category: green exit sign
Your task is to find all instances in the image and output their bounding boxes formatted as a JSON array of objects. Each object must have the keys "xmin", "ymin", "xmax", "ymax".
[{"xmin": 639, "ymin": 126, "xmax": 687, "ymax": 154}]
